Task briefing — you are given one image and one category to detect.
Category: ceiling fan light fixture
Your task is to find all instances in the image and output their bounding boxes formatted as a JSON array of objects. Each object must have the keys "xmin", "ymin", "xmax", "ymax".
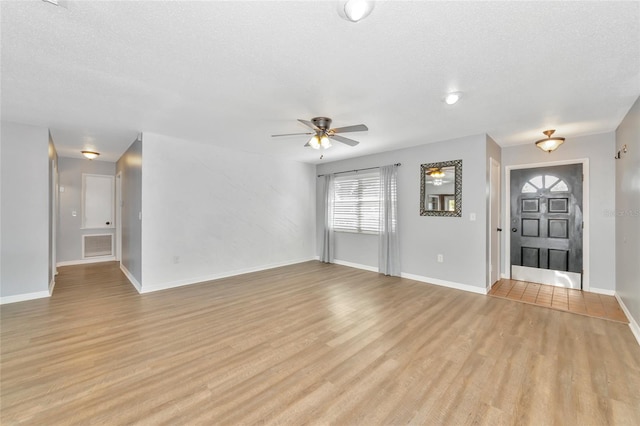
[
  {"xmin": 308, "ymin": 135, "xmax": 321, "ymax": 150},
  {"xmin": 535, "ymin": 129, "xmax": 565, "ymax": 153},
  {"xmin": 81, "ymin": 150, "xmax": 100, "ymax": 160},
  {"xmin": 320, "ymin": 135, "xmax": 332, "ymax": 149},
  {"xmin": 343, "ymin": 0, "xmax": 375, "ymax": 22}
]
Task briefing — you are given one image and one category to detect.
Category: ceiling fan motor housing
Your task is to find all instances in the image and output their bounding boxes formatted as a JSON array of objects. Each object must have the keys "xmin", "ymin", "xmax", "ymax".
[{"xmin": 312, "ymin": 117, "xmax": 332, "ymax": 130}]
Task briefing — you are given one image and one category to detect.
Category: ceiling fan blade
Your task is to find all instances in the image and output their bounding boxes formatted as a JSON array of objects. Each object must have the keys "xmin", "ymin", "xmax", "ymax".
[
  {"xmin": 330, "ymin": 124, "xmax": 368, "ymax": 134},
  {"xmin": 271, "ymin": 132, "xmax": 314, "ymax": 137},
  {"xmin": 330, "ymin": 134, "xmax": 360, "ymax": 147},
  {"xmin": 298, "ymin": 119, "xmax": 321, "ymax": 131}
]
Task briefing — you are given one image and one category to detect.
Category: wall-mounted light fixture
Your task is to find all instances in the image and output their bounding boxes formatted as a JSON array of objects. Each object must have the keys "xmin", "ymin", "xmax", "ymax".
[
  {"xmin": 81, "ymin": 150, "xmax": 100, "ymax": 160},
  {"xmin": 340, "ymin": 0, "xmax": 375, "ymax": 22},
  {"xmin": 614, "ymin": 144, "xmax": 628, "ymax": 159},
  {"xmin": 535, "ymin": 129, "xmax": 565, "ymax": 153}
]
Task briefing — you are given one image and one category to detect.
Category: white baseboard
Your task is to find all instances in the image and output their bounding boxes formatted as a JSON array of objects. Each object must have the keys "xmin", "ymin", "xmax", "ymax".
[
  {"xmin": 0, "ymin": 290, "xmax": 50, "ymax": 305},
  {"xmin": 120, "ymin": 264, "xmax": 142, "ymax": 293},
  {"xmin": 333, "ymin": 259, "xmax": 378, "ymax": 273},
  {"xmin": 140, "ymin": 257, "xmax": 316, "ymax": 294},
  {"xmin": 400, "ymin": 272, "xmax": 487, "ymax": 295},
  {"xmin": 57, "ymin": 256, "xmax": 116, "ymax": 267},
  {"xmin": 615, "ymin": 293, "xmax": 640, "ymax": 347},
  {"xmin": 500, "ymin": 273, "xmax": 509, "ymax": 279},
  {"xmin": 49, "ymin": 277, "xmax": 56, "ymax": 295},
  {"xmin": 588, "ymin": 287, "xmax": 616, "ymax": 296}
]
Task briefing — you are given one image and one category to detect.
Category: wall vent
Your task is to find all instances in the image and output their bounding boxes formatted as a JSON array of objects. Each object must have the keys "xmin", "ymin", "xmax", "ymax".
[{"xmin": 83, "ymin": 234, "xmax": 113, "ymax": 258}]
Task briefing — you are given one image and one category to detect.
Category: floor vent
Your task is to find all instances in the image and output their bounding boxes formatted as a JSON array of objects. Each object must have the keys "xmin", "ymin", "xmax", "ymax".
[{"xmin": 83, "ymin": 234, "xmax": 113, "ymax": 258}]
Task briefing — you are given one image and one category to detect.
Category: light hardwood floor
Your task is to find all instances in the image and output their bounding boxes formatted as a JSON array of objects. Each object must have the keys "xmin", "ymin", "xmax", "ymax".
[{"xmin": 1, "ymin": 261, "xmax": 639, "ymax": 425}]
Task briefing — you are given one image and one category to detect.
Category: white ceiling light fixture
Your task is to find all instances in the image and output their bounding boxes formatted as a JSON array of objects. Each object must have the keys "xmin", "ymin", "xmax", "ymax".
[
  {"xmin": 535, "ymin": 129, "xmax": 565, "ymax": 153},
  {"xmin": 81, "ymin": 150, "xmax": 100, "ymax": 160},
  {"xmin": 342, "ymin": 0, "xmax": 375, "ymax": 22},
  {"xmin": 444, "ymin": 92, "xmax": 462, "ymax": 105}
]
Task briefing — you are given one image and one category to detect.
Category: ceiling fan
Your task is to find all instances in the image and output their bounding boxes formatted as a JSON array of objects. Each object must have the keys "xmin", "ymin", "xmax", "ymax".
[
  {"xmin": 425, "ymin": 168, "xmax": 446, "ymax": 178},
  {"xmin": 271, "ymin": 117, "xmax": 367, "ymax": 149}
]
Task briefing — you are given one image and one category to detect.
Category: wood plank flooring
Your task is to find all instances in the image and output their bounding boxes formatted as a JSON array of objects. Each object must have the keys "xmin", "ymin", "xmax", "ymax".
[
  {"xmin": 1, "ymin": 261, "xmax": 639, "ymax": 425},
  {"xmin": 489, "ymin": 279, "xmax": 629, "ymax": 323}
]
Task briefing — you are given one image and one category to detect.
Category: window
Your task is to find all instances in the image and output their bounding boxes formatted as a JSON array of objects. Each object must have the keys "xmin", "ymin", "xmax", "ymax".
[
  {"xmin": 521, "ymin": 174, "xmax": 568, "ymax": 194},
  {"xmin": 333, "ymin": 172, "xmax": 380, "ymax": 233}
]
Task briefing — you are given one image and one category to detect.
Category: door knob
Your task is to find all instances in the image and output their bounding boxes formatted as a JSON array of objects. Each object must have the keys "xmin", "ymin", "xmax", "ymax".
[
  {"xmin": 497, "ymin": 228, "xmax": 503, "ymax": 232},
  {"xmin": 511, "ymin": 228, "xmax": 517, "ymax": 232},
  {"xmin": 106, "ymin": 221, "xmax": 111, "ymax": 225}
]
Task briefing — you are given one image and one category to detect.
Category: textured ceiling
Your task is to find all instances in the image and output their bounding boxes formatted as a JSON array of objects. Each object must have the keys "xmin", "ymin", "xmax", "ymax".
[{"xmin": 1, "ymin": 1, "xmax": 639, "ymax": 163}]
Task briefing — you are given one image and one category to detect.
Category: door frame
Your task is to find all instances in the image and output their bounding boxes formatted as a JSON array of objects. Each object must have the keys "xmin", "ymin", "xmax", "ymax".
[
  {"xmin": 116, "ymin": 172, "xmax": 122, "ymax": 262},
  {"xmin": 488, "ymin": 157, "xmax": 501, "ymax": 290},
  {"xmin": 504, "ymin": 158, "xmax": 590, "ymax": 291}
]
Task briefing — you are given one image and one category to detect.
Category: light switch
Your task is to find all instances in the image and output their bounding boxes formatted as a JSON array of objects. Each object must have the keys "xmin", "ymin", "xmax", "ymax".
[
  {"xmin": 470, "ymin": 213, "xmax": 476, "ymax": 221},
  {"xmin": 59, "ymin": 186, "xmax": 65, "ymax": 193},
  {"xmin": 72, "ymin": 210, "xmax": 77, "ymax": 217}
]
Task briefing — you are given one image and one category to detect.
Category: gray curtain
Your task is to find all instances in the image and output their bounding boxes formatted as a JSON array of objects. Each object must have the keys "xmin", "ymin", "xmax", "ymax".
[
  {"xmin": 379, "ymin": 164, "xmax": 400, "ymax": 276},
  {"xmin": 321, "ymin": 174, "xmax": 335, "ymax": 263}
]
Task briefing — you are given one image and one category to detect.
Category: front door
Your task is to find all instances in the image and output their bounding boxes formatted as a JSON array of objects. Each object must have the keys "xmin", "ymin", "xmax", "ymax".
[{"xmin": 510, "ymin": 164, "xmax": 583, "ymax": 288}]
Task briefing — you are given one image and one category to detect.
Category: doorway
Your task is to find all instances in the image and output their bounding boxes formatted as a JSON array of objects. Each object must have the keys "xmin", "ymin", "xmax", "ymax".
[{"xmin": 505, "ymin": 160, "xmax": 589, "ymax": 290}]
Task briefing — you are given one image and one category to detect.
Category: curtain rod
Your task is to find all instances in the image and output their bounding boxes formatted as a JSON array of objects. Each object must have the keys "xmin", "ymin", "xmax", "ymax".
[{"xmin": 317, "ymin": 163, "xmax": 401, "ymax": 178}]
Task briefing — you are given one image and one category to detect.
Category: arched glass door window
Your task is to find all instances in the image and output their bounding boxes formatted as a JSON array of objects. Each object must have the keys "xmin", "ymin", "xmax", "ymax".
[{"xmin": 521, "ymin": 175, "xmax": 569, "ymax": 193}]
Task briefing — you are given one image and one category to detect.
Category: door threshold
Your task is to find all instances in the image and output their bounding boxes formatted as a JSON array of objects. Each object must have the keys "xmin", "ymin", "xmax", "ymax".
[{"xmin": 511, "ymin": 265, "xmax": 581, "ymax": 289}]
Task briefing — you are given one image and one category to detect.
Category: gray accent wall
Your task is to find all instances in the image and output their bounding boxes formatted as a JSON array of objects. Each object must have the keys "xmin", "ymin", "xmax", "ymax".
[
  {"xmin": 1, "ymin": 122, "xmax": 50, "ymax": 299},
  {"xmin": 502, "ymin": 132, "xmax": 616, "ymax": 292},
  {"xmin": 316, "ymin": 134, "xmax": 490, "ymax": 291},
  {"xmin": 116, "ymin": 138, "xmax": 143, "ymax": 285},
  {"xmin": 615, "ymin": 97, "xmax": 640, "ymax": 328},
  {"xmin": 57, "ymin": 157, "xmax": 116, "ymax": 263}
]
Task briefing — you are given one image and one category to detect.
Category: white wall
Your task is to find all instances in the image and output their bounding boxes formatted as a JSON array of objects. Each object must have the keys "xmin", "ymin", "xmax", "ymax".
[
  {"xmin": 501, "ymin": 132, "xmax": 616, "ymax": 292},
  {"xmin": 0, "ymin": 122, "xmax": 50, "ymax": 302},
  {"xmin": 140, "ymin": 133, "xmax": 316, "ymax": 292},
  {"xmin": 316, "ymin": 134, "xmax": 489, "ymax": 292},
  {"xmin": 116, "ymin": 138, "xmax": 143, "ymax": 288},
  {"xmin": 615, "ymin": 97, "xmax": 640, "ymax": 334},
  {"xmin": 57, "ymin": 157, "xmax": 116, "ymax": 263}
]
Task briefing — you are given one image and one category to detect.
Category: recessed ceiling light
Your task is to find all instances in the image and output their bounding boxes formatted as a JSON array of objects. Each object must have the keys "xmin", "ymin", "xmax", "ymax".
[
  {"xmin": 444, "ymin": 92, "xmax": 462, "ymax": 105},
  {"xmin": 342, "ymin": 0, "xmax": 375, "ymax": 22}
]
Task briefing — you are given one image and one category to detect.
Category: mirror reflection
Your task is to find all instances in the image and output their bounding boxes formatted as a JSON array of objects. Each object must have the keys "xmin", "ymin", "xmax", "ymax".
[{"xmin": 420, "ymin": 160, "xmax": 462, "ymax": 217}]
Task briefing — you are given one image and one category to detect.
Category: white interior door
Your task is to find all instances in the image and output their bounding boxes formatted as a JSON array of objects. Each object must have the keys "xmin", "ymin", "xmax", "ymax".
[{"xmin": 82, "ymin": 174, "xmax": 115, "ymax": 229}]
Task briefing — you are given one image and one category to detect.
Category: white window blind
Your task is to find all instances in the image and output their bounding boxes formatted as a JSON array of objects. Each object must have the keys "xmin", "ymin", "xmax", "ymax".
[{"xmin": 333, "ymin": 172, "xmax": 380, "ymax": 234}]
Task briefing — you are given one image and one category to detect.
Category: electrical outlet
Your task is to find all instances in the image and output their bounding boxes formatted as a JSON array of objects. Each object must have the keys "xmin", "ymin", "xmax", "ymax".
[
  {"xmin": 173, "ymin": 256, "xmax": 180, "ymax": 264},
  {"xmin": 437, "ymin": 254, "xmax": 444, "ymax": 263}
]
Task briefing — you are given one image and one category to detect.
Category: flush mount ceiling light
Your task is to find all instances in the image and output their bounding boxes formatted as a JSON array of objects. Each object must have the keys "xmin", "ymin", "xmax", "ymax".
[
  {"xmin": 341, "ymin": 0, "xmax": 375, "ymax": 22},
  {"xmin": 444, "ymin": 92, "xmax": 462, "ymax": 105},
  {"xmin": 535, "ymin": 129, "xmax": 565, "ymax": 153},
  {"xmin": 81, "ymin": 150, "xmax": 100, "ymax": 160}
]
